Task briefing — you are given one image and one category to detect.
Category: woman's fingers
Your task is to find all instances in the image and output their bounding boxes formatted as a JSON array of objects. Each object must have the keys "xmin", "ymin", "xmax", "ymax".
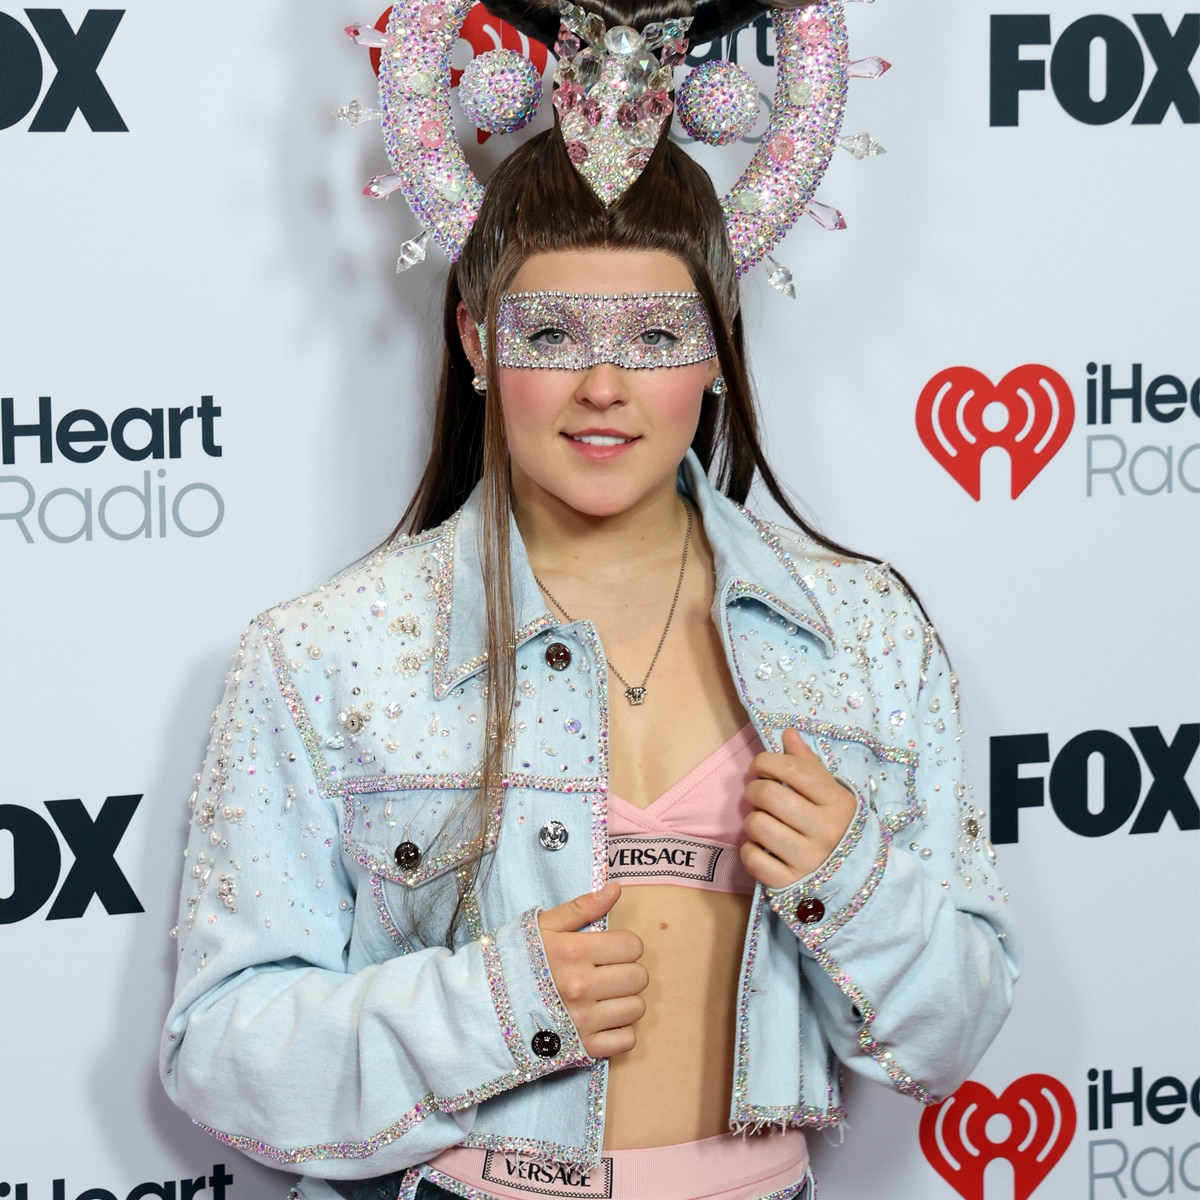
[
  {"xmin": 575, "ymin": 994, "xmax": 648, "ymax": 1038},
  {"xmin": 538, "ymin": 881, "xmax": 621, "ymax": 933},
  {"xmin": 538, "ymin": 886, "xmax": 648, "ymax": 1058},
  {"xmin": 743, "ymin": 805, "xmax": 810, "ymax": 866},
  {"xmin": 739, "ymin": 838, "xmax": 803, "ymax": 891},
  {"xmin": 742, "ymin": 728, "xmax": 858, "ymax": 884},
  {"xmin": 750, "ymin": 728, "xmax": 854, "ymax": 807}
]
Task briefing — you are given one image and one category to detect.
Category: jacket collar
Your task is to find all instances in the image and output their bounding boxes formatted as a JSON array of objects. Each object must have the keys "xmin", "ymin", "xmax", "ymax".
[{"xmin": 431, "ymin": 451, "xmax": 834, "ymax": 697}]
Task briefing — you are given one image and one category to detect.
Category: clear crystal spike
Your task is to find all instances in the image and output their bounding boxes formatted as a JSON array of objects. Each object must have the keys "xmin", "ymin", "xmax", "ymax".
[
  {"xmin": 333, "ymin": 99, "xmax": 382, "ymax": 127},
  {"xmin": 344, "ymin": 22, "xmax": 389, "ymax": 47},
  {"xmin": 805, "ymin": 199, "xmax": 847, "ymax": 231},
  {"xmin": 839, "ymin": 132, "xmax": 886, "ymax": 159},
  {"xmin": 848, "ymin": 56, "xmax": 891, "ymax": 78},
  {"xmin": 363, "ymin": 173, "xmax": 405, "ymax": 199},
  {"xmin": 764, "ymin": 255, "xmax": 796, "ymax": 299},
  {"xmin": 396, "ymin": 230, "xmax": 430, "ymax": 273}
]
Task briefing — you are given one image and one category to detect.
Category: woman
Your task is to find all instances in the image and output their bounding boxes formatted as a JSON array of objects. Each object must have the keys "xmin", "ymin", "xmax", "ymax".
[{"xmin": 161, "ymin": 5, "xmax": 1019, "ymax": 1198}]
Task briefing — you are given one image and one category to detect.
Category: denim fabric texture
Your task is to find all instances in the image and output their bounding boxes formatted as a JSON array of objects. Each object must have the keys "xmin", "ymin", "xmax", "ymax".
[{"xmin": 162, "ymin": 452, "xmax": 1019, "ymax": 1196}]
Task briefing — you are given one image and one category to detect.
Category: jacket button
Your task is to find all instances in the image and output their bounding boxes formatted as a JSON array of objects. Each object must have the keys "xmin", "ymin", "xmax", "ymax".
[
  {"xmin": 394, "ymin": 841, "xmax": 421, "ymax": 870},
  {"xmin": 538, "ymin": 820, "xmax": 569, "ymax": 851},
  {"xmin": 796, "ymin": 897, "xmax": 825, "ymax": 924},
  {"xmin": 531, "ymin": 1030, "xmax": 561, "ymax": 1058},
  {"xmin": 545, "ymin": 642, "xmax": 571, "ymax": 671}
]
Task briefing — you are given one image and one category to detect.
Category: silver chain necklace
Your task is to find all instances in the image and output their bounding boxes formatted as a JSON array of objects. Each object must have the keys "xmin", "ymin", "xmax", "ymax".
[{"xmin": 532, "ymin": 499, "xmax": 693, "ymax": 707}]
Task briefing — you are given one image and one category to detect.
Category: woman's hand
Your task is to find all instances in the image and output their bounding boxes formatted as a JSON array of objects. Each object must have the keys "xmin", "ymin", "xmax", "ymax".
[
  {"xmin": 741, "ymin": 728, "xmax": 858, "ymax": 887},
  {"xmin": 537, "ymin": 883, "xmax": 648, "ymax": 1058}
]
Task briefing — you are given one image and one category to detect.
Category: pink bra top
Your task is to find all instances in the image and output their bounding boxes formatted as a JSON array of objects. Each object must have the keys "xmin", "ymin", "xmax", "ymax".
[{"xmin": 607, "ymin": 723, "xmax": 762, "ymax": 895}]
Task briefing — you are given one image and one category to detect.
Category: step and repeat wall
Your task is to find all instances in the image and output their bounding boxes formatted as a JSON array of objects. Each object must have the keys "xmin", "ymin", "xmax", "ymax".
[{"xmin": 1, "ymin": 2, "xmax": 1196, "ymax": 1198}]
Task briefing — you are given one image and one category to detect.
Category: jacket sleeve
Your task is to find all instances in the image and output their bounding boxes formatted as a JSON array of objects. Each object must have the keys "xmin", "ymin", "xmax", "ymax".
[
  {"xmin": 764, "ymin": 585, "xmax": 1020, "ymax": 1104},
  {"xmin": 160, "ymin": 620, "xmax": 590, "ymax": 1178}
]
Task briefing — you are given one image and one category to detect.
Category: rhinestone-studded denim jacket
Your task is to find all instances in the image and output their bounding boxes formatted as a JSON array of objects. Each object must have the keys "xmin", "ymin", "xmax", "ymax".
[{"xmin": 161, "ymin": 452, "xmax": 1019, "ymax": 1197}]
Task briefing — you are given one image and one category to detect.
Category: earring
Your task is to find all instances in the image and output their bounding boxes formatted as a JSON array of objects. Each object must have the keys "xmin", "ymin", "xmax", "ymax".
[
  {"xmin": 709, "ymin": 374, "xmax": 727, "ymax": 396},
  {"xmin": 471, "ymin": 373, "xmax": 487, "ymax": 394}
]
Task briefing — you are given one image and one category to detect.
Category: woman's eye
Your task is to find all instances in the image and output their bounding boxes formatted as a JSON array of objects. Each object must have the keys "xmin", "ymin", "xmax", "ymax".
[
  {"xmin": 530, "ymin": 328, "xmax": 569, "ymax": 346},
  {"xmin": 639, "ymin": 329, "xmax": 679, "ymax": 347}
]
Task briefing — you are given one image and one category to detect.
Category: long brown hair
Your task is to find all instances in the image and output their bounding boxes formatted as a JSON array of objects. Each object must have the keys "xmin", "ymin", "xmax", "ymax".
[{"xmin": 392, "ymin": 124, "xmax": 866, "ymax": 938}]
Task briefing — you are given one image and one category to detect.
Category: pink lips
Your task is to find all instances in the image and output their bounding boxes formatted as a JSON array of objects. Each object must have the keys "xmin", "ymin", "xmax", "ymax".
[{"xmin": 562, "ymin": 429, "xmax": 639, "ymax": 461}]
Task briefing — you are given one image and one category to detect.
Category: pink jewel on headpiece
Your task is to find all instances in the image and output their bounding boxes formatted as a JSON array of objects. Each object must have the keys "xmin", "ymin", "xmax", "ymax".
[
  {"xmin": 363, "ymin": 173, "xmax": 405, "ymax": 199},
  {"xmin": 849, "ymin": 56, "xmax": 891, "ymax": 79},
  {"xmin": 768, "ymin": 135, "xmax": 794, "ymax": 164},
  {"xmin": 419, "ymin": 5, "xmax": 447, "ymax": 31},
  {"xmin": 417, "ymin": 120, "xmax": 446, "ymax": 149},
  {"xmin": 803, "ymin": 18, "xmax": 830, "ymax": 44},
  {"xmin": 640, "ymin": 89, "xmax": 671, "ymax": 119},
  {"xmin": 805, "ymin": 199, "xmax": 847, "ymax": 231},
  {"xmin": 555, "ymin": 26, "xmax": 582, "ymax": 57}
]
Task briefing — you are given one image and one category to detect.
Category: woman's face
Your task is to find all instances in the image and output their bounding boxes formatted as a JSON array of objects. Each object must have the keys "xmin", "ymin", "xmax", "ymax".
[{"xmin": 464, "ymin": 248, "xmax": 719, "ymax": 523}]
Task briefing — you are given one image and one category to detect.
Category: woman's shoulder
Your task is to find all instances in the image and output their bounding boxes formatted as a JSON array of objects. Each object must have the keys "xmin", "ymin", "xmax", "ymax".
[
  {"xmin": 231, "ymin": 518, "xmax": 455, "ymax": 707},
  {"xmin": 729, "ymin": 504, "xmax": 928, "ymax": 626},
  {"xmin": 222, "ymin": 520, "xmax": 457, "ymax": 793},
  {"xmin": 255, "ymin": 519, "xmax": 453, "ymax": 631}
]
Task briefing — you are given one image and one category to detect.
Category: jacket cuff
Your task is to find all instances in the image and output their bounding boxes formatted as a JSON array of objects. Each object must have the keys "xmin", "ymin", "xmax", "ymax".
[
  {"xmin": 484, "ymin": 908, "xmax": 591, "ymax": 1078},
  {"xmin": 764, "ymin": 794, "xmax": 889, "ymax": 951}
]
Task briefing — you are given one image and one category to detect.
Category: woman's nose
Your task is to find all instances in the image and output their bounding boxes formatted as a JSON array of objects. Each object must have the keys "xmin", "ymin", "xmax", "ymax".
[{"xmin": 574, "ymin": 361, "xmax": 628, "ymax": 408}]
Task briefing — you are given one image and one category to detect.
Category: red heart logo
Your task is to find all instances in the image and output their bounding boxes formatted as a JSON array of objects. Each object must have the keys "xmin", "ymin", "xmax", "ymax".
[
  {"xmin": 916, "ymin": 365, "xmax": 1075, "ymax": 499},
  {"xmin": 919, "ymin": 1075, "xmax": 1077, "ymax": 1200}
]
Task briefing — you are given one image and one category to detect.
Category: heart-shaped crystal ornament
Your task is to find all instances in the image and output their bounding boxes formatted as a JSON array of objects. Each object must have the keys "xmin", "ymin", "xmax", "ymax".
[{"xmin": 552, "ymin": 2, "xmax": 691, "ymax": 204}]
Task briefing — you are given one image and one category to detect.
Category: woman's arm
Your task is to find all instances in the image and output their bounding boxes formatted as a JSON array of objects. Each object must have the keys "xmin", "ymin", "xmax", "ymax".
[
  {"xmin": 746, "ymin": 582, "xmax": 1020, "ymax": 1102},
  {"xmin": 160, "ymin": 620, "xmax": 591, "ymax": 1179}
]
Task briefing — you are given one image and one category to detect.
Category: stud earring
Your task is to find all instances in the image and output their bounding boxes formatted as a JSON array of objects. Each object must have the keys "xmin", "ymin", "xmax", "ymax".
[
  {"xmin": 472, "ymin": 373, "xmax": 487, "ymax": 394},
  {"xmin": 709, "ymin": 374, "xmax": 727, "ymax": 396}
]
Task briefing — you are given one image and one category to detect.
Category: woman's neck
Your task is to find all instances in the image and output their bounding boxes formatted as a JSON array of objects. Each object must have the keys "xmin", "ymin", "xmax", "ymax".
[{"xmin": 514, "ymin": 482, "xmax": 690, "ymax": 582}]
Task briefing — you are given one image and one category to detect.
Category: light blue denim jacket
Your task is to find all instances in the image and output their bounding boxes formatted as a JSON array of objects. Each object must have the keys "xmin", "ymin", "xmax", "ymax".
[{"xmin": 161, "ymin": 452, "xmax": 1019, "ymax": 1198}]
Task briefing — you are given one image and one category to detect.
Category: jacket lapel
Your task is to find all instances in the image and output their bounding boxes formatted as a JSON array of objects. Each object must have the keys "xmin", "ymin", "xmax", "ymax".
[
  {"xmin": 678, "ymin": 453, "xmax": 835, "ymax": 657},
  {"xmin": 432, "ymin": 452, "xmax": 836, "ymax": 700},
  {"xmin": 431, "ymin": 490, "xmax": 557, "ymax": 699}
]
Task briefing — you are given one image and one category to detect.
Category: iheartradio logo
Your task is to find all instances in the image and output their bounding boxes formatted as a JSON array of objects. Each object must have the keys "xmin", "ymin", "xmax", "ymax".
[
  {"xmin": 919, "ymin": 1075, "xmax": 1077, "ymax": 1200},
  {"xmin": 916, "ymin": 366, "xmax": 1075, "ymax": 500}
]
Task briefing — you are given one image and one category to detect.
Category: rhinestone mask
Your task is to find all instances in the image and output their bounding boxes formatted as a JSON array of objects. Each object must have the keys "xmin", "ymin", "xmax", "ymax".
[{"xmin": 485, "ymin": 291, "xmax": 717, "ymax": 371}]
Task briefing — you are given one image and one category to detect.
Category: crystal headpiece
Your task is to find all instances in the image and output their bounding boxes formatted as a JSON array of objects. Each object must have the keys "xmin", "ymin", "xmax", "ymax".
[
  {"xmin": 340, "ymin": 0, "xmax": 889, "ymax": 294},
  {"xmin": 551, "ymin": 6, "xmax": 691, "ymax": 203}
]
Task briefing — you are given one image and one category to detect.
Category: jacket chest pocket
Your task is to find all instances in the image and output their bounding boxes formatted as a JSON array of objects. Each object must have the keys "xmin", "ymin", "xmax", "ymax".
[
  {"xmin": 342, "ymin": 788, "xmax": 499, "ymax": 947},
  {"xmin": 817, "ymin": 730, "xmax": 920, "ymax": 832}
]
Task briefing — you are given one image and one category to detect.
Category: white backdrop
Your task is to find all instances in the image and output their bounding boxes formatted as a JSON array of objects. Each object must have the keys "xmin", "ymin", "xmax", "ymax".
[{"xmin": 1, "ymin": 2, "xmax": 1197, "ymax": 1199}]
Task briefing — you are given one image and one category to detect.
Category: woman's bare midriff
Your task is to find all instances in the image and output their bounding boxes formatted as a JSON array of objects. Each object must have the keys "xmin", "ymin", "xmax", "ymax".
[
  {"xmin": 602, "ymin": 883, "xmax": 752, "ymax": 1149},
  {"xmin": 543, "ymin": 519, "xmax": 755, "ymax": 1149}
]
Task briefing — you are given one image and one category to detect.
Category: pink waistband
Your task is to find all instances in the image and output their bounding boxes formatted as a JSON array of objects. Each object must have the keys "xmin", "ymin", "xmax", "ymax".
[
  {"xmin": 606, "ymin": 834, "xmax": 754, "ymax": 895},
  {"xmin": 427, "ymin": 1132, "xmax": 809, "ymax": 1200}
]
